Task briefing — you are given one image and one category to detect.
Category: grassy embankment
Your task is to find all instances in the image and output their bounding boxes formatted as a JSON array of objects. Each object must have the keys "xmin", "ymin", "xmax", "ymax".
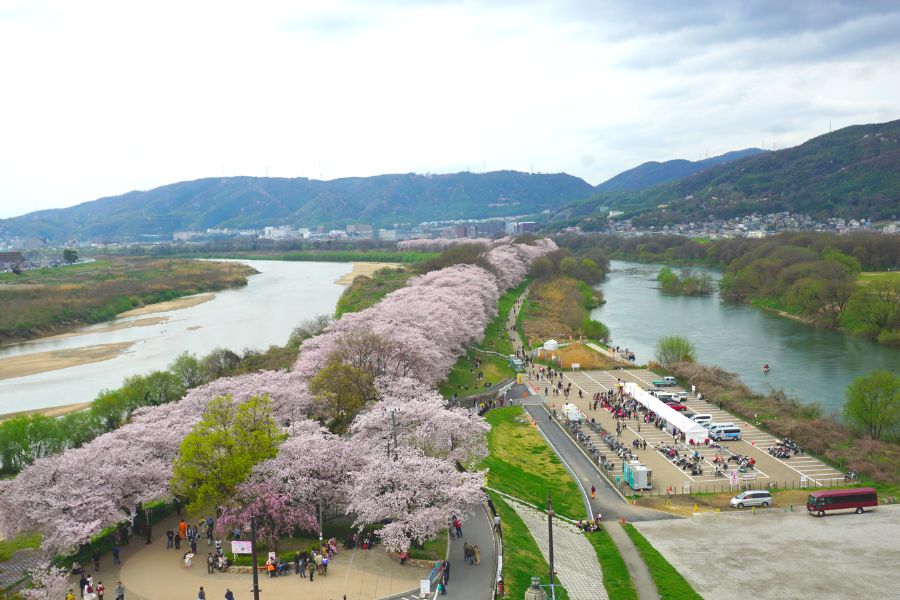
[
  {"xmin": 438, "ymin": 281, "xmax": 527, "ymax": 399},
  {"xmin": 334, "ymin": 266, "xmax": 415, "ymax": 317},
  {"xmin": 585, "ymin": 528, "xmax": 638, "ymax": 600},
  {"xmin": 518, "ymin": 276, "xmax": 618, "ymax": 369},
  {"xmin": 0, "ymin": 257, "xmax": 256, "ymax": 343},
  {"xmin": 481, "ymin": 405, "xmax": 581, "ymax": 600},
  {"xmin": 622, "ymin": 524, "xmax": 702, "ymax": 600}
]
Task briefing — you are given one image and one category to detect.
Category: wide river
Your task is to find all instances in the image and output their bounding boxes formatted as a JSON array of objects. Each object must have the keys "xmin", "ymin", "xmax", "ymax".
[
  {"xmin": 592, "ymin": 260, "xmax": 899, "ymax": 415},
  {"xmin": 0, "ymin": 260, "xmax": 351, "ymax": 413}
]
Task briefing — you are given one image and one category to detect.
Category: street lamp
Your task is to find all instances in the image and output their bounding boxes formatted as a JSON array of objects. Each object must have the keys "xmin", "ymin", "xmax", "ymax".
[
  {"xmin": 249, "ymin": 514, "xmax": 261, "ymax": 600},
  {"xmin": 524, "ymin": 576, "xmax": 547, "ymax": 600}
]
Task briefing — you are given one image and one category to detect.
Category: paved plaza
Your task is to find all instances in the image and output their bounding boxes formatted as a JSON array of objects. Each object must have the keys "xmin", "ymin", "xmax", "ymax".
[
  {"xmin": 634, "ymin": 504, "xmax": 900, "ymax": 600},
  {"xmin": 62, "ymin": 512, "xmax": 427, "ymax": 600},
  {"xmin": 528, "ymin": 368, "xmax": 846, "ymax": 496}
]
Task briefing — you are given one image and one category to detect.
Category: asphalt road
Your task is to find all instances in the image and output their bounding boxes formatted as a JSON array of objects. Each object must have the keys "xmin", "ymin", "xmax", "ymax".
[{"xmin": 519, "ymin": 392, "xmax": 675, "ymax": 524}]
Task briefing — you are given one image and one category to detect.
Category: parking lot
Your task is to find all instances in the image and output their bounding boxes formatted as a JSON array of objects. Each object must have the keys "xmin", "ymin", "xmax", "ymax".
[
  {"xmin": 528, "ymin": 368, "xmax": 846, "ymax": 495},
  {"xmin": 633, "ymin": 504, "xmax": 900, "ymax": 600}
]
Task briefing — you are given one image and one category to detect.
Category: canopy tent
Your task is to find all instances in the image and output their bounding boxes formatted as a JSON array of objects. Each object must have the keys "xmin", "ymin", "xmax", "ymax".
[
  {"xmin": 624, "ymin": 382, "xmax": 708, "ymax": 442},
  {"xmin": 542, "ymin": 339, "xmax": 559, "ymax": 351}
]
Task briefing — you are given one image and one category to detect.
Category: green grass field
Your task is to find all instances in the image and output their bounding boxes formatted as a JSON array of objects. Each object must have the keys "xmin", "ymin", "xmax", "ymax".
[
  {"xmin": 0, "ymin": 533, "xmax": 41, "ymax": 563},
  {"xmin": 480, "ymin": 407, "xmax": 585, "ymax": 520},
  {"xmin": 334, "ymin": 266, "xmax": 414, "ymax": 317},
  {"xmin": 490, "ymin": 493, "xmax": 568, "ymax": 600},
  {"xmin": 857, "ymin": 271, "xmax": 900, "ymax": 286},
  {"xmin": 622, "ymin": 523, "xmax": 702, "ymax": 600},
  {"xmin": 585, "ymin": 527, "xmax": 637, "ymax": 600}
]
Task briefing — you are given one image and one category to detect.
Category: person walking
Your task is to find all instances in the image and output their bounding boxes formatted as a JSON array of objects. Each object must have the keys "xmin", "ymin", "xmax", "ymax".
[
  {"xmin": 198, "ymin": 586, "xmax": 206, "ymax": 600},
  {"xmin": 96, "ymin": 581, "xmax": 104, "ymax": 600},
  {"xmin": 207, "ymin": 553, "xmax": 215, "ymax": 574},
  {"xmin": 224, "ymin": 590, "xmax": 234, "ymax": 600},
  {"xmin": 166, "ymin": 529, "xmax": 174, "ymax": 549},
  {"xmin": 112, "ymin": 545, "xmax": 121, "ymax": 566},
  {"xmin": 92, "ymin": 548, "xmax": 101, "ymax": 572},
  {"xmin": 453, "ymin": 518, "xmax": 462, "ymax": 538},
  {"xmin": 115, "ymin": 581, "xmax": 124, "ymax": 600},
  {"xmin": 174, "ymin": 532, "xmax": 181, "ymax": 549},
  {"xmin": 591, "ymin": 485, "xmax": 596, "ymax": 499}
]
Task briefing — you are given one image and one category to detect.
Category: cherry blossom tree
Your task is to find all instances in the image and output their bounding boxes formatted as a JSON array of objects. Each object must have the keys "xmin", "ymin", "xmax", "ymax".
[
  {"xmin": 20, "ymin": 566, "xmax": 70, "ymax": 600},
  {"xmin": 346, "ymin": 448, "xmax": 485, "ymax": 552},
  {"xmin": 215, "ymin": 481, "xmax": 318, "ymax": 550}
]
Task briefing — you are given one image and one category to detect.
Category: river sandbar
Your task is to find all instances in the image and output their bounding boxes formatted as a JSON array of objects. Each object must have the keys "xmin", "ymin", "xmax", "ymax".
[
  {"xmin": 0, "ymin": 402, "xmax": 93, "ymax": 422},
  {"xmin": 334, "ymin": 262, "xmax": 403, "ymax": 285},
  {"xmin": 118, "ymin": 293, "xmax": 215, "ymax": 317},
  {"xmin": 0, "ymin": 342, "xmax": 135, "ymax": 381},
  {"xmin": 34, "ymin": 316, "xmax": 170, "ymax": 341}
]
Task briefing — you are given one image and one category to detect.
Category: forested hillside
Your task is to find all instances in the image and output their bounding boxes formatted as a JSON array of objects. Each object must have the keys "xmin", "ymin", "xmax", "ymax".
[{"xmin": 0, "ymin": 171, "xmax": 595, "ymax": 242}]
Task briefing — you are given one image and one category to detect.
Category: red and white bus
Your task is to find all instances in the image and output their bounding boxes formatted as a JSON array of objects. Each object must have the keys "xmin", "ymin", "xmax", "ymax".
[{"xmin": 806, "ymin": 487, "xmax": 878, "ymax": 517}]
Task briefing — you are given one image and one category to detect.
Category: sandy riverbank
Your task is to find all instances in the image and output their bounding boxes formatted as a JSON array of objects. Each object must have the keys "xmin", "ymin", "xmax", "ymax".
[
  {"xmin": 118, "ymin": 293, "xmax": 215, "ymax": 317},
  {"xmin": 0, "ymin": 401, "xmax": 93, "ymax": 422},
  {"xmin": 0, "ymin": 341, "xmax": 135, "ymax": 381},
  {"xmin": 334, "ymin": 262, "xmax": 402, "ymax": 285},
  {"xmin": 34, "ymin": 316, "xmax": 170, "ymax": 341}
]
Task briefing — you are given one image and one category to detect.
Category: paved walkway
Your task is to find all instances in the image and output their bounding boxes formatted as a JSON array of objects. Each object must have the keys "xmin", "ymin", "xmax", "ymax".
[
  {"xmin": 444, "ymin": 504, "xmax": 496, "ymax": 599},
  {"xmin": 507, "ymin": 500, "xmax": 606, "ymax": 600},
  {"xmin": 0, "ymin": 548, "xmax": 42, "ymax": 591}
]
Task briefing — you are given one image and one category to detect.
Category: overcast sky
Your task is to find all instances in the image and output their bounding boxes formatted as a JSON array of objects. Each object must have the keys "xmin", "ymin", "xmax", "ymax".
[{"xmin": 1, "ymin": 0, "xmax": 898, "ymax": 219}]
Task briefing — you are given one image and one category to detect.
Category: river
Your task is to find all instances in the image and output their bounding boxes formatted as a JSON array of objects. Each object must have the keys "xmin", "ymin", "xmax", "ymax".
[
  {"xmin": 0, "ymin": 260, "xmax": 352, "ymax": 413},
  {"xmin": 592, "ymin": 260, "xmax": 899, "ymax": 415}
]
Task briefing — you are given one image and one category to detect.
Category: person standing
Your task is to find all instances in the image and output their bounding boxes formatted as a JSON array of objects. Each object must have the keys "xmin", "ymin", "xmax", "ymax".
[
  {"xmin": 166, "ymin": 529, "xmax": 174, "ymax": 549},
  {"xmin": 224, "ymin": 590, "xmax": 234, "ymax": 600},
  {"xmin": 96, "ymin": 581, "xmax": 104, "ymax": 600},
  {"xmin": 92, "ymin": 548, "xmax": 101, "ymax": 572},
  {"xmin": 115, "ymin": 581, "xmax": 124, "ymax": 600},
  {"xmin": 79, "ymin": 575, "xmax": 88, "ymax": 598},
  {"xmin": 591, "ymin": 485, "xmax": 596, "ymax": 499},
  {"xmin": 174, "ymin": 532, "xmax": 181, "ymax": 550},
  {"xmin": 198, "ymin": 586, "xmax": 206, "ymax": 600},
  {"xmin": 178, "ymin": 519, "xmax": 187, "ymax": 541},
  {"xmin": 207, "ymin": 553, "xmax": 215, "ymax": 574},
  {"xmin": 453, "ymin": 518, "xmax": 462, "ymax": 538},
  {"xmin": 112, "ymin": 545, "xmax": 121, "ymax": 566}
]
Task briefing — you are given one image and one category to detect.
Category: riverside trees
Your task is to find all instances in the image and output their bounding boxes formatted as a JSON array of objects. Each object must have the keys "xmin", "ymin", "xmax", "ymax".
[{"xmin": 0, "ymin": 237, "xmax": 556, "ymax": 554}]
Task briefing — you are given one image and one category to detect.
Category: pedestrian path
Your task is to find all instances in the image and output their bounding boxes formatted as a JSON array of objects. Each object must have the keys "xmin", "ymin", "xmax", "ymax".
[
  {"xmin": 444, "ymin": 504, "xmax": 496, "ymax": 598},
  {"xmin": 507, "ymin": 500, "xmax": 607, "ymax": 600}
]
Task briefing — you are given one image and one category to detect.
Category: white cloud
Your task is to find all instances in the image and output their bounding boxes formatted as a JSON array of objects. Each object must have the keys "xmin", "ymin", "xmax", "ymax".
[{"xmin": 0, "ymin": 0, "xmax": 898, "ymax": 218}]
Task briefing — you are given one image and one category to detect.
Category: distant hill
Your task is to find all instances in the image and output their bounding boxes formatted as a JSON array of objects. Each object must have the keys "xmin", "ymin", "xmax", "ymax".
[
  {"xmin": 595, "ymin": 148, "xmax": 766, "ymax": 193},
  {"xmin": 555, "ymin": 119, "xmax": 900, "ymax": 227},
  {"xmin": 0, "ymin": 171, "xmax": 595, "ymax": 242}
]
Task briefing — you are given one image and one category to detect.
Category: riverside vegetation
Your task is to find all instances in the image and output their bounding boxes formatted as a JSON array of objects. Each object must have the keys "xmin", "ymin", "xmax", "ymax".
[
  {"xmin": 0, "ymin": 256, "xmax": 256, "ymax": 343},
  {"xmin": 558, "ymin": 232, "xmax": 900, "ymax": 345}
]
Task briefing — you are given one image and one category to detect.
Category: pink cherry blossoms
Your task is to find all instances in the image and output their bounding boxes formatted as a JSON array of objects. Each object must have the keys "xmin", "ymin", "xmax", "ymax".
[
  {"xmin": 397, "ymin": 238, "xmax": 494, "ymax": 251},
  {"xmin": 0, "ymin": 238, "xmax": 556, "ymax": 554}
]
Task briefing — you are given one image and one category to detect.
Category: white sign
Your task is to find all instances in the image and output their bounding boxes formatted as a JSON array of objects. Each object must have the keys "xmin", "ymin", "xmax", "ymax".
[
  {"xmin": 420, "ymin": 579, "xmax": 431, "ymax": 597},
  {"xmin": 230, "ymin": 540, "xmax": 253, "ymax": 555},
  {"xmin": 571, "ymin": 363, "xmax": 581, "ymax": 370},
  {"xmin": 729, "ymin": 471, "xmax": 739, "ymax": 486}
]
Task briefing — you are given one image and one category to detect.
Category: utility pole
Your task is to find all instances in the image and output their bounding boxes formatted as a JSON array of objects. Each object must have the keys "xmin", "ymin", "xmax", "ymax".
[
  {"xmin": 547, "ymin": 494, "xmax": 556, "ymax": 600},
  {"xmin": 250, "ymin": 514, "xmax": 261, "ymax": 600}
]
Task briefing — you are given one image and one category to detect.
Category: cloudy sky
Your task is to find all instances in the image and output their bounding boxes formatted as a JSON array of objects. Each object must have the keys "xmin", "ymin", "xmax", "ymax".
[{"xmin": 1, "ymin": 0, "xmax": 898, "ymax": 218}]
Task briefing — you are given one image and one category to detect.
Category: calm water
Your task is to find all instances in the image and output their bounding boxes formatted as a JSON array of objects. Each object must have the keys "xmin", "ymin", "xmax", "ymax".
[
  {"xmin": 0, "ymin": 260, "xmax": 351, "ymax": 413},
  {"xmin": 592, "ymin": 260, "xmax": 899, "ymax": 415}
]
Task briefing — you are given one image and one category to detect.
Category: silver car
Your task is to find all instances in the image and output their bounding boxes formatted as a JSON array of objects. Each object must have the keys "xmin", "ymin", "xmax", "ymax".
[{"xmin": 730, "ymin": 490, "xmax": 772, "ymax": 508}]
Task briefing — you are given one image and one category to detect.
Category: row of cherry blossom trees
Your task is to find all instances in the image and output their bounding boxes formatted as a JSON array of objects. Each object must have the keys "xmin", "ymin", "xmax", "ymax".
[
  {"xmin": 397, "ymin": 238, "xmax": 494, "ymax": 251},
  {"xmin": 0, "ymin": 238, "xmax": 556, "ymax": 554}
]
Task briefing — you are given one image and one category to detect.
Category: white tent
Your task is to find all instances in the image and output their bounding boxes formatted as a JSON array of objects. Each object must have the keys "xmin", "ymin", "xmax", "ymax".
[
  {"xmin": 543, "ymin": 339, "xmax": 559, "ymax": 351},
  {"xmin": 624, "ymin": 382, "xmax": 708, "ymax": 443}
]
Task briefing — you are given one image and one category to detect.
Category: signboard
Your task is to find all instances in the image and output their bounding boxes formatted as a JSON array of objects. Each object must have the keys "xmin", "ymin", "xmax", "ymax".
[
  {"xmin": 728, "ymin": 471, "xmax": 739, "ymax": 486},
  {"xmin": 571, "ymin": 363, "xmax": 580, "ymax": 371},
  {"xmin": 420, "ymin": 579, "xmax": 431, "ymax": 597},
  {"xmin": 231, "ymin": 540, "xmax": 252, "ymax": 555}
]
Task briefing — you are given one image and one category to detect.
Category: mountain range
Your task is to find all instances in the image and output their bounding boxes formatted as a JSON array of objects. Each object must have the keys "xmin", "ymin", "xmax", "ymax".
[
  {"xmin": 557, "ymin": 119, "xmax": 900, "ymax": 227},
  {"xmin": 2, "ymin": 119, "xmax": 898, "ymax": 243},
  {"xmin": 0, "ymin": 171, "xmax": 594, "ymax": 242}
]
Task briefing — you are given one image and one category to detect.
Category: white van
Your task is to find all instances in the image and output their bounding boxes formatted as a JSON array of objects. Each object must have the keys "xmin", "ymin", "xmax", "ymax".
[
  {"xmin": 690, "ymin": 414, "xmax": 712, "ymax": 425},
  {"xmin": 730, "ymin": 490, "xmax": 772, "ymax": 509},
  {"xmin": 711, "ymin": 427, "xmax": 742, "ymax": 441},
  {"xmin": 655, "ymin": 392, "xmax": 676, "ymax": 403}
]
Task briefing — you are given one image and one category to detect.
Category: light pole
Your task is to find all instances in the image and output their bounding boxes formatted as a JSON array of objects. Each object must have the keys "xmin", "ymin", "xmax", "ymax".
[
  {"xmin": 249, "ymin": 514, "xmax": 261, "ymax": 600},
  {"xmin": 547, "ymin": 494, "xmax": 556, "ymax": 600}
]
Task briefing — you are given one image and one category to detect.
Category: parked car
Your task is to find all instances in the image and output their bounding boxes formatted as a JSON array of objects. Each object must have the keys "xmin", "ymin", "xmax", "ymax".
[
  {"xmin": 730, "ymin": 490, "xmax": 772, "ymax": 508},
  {"xmin": 666, "ymin": 403, "xmax": 688, "ymax": 411}
]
